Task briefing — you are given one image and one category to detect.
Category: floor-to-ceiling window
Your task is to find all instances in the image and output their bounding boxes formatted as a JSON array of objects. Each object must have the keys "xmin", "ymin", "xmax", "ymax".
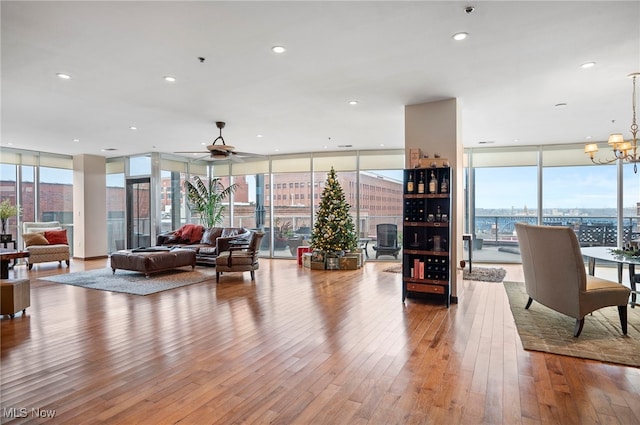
[
  {"xmin": 542, "ymin": 146, "xmax": 619, "ymax": 248},
  {"xmin": 270, "ymin": 155, "xmax": 312, "ymax": 258},
  {"xmin": 106, "ymin": 159, "xmax": 125, "ymax": 252},
  {"xmin": 227, "ymin": 159, "xmax": 270, "ymax": 254},
  {"xmin": 159, "ymin": 156, "xmax": 209, "ymax": 233},
  {"xmin": 466, "ymin": 144, "xmax": 638, "ymax": 264},
  {"xmin": 358, "ymin": 150, "xmax": 404, "ymax": 259},
  {"xmin": 39, "ymin": 156, "xmax": 74, "ymax": 248},
  {"xmin": 467, "ymin": 148, "xmax": 538, "ymax": 263},
  {"xmin": 0, "ymin": 148, "xmax": 73, "ymax": 252}
]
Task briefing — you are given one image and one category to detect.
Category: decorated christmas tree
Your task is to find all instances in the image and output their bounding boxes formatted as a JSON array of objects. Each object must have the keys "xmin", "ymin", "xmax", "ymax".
[{"xmin": 310, "ymin": 167, "xmax": 358, "ymax": 253}]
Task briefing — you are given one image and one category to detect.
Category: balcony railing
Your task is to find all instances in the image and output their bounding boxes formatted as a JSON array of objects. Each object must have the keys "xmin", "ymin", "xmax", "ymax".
[{"xmin": 473, "ymin": 215, "xmax": 640, "ymax": 248}]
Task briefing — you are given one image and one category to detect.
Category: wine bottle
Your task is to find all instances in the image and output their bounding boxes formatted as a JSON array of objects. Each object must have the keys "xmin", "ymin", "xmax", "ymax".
[
  {"xmin": 428, "ymin": 171, "xmax": 437, "ymax": 194},
  {"xmin": 406, "ymin": 172, "xmax": 414, "ymax": 193},
  {"xmin": 440, "ymin": 175, "xmax": 449, "ymax": 193},
  {"xmin": 417, "ymin": 172, "xmax": 425, "ymax": 194}
]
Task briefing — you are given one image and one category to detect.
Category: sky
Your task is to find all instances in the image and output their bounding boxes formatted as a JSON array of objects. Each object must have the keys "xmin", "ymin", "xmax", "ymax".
[{"xmin": 474, "ymin": 165, "xmax": 639, "ymax": 211}]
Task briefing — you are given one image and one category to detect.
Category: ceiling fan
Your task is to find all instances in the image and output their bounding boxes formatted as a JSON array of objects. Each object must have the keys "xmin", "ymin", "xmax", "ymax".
[{"xmin": 175, "ymin": 121, "xmax": 262, "ymax": 162}]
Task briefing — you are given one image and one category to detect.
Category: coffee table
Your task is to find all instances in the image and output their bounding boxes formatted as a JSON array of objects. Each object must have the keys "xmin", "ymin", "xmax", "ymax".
[
  {"xmin": 582, "ymin": 246, "xmax": 639, "ymax": 306},
  {"xmin": 0, "ymin": 249, "xmax": 29, "ymax": 279}
]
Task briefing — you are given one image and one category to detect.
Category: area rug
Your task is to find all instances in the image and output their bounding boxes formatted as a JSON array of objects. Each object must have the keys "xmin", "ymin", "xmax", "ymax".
[
  {"xmin": 504, "ymin": 281, "xmax": 640, "ymax": 367},
  {"xmin": 463, "ymin": 267, "xmax": 506, "ymax": 282},
  {"xmin": 40, "ymin": 267, "xmax": 216, "ymax": 296},
  {"xmin": 382, "ymin": 264, "xmax": 403, "ymax": 273},
  {"xmin": 382, "ymin": 265, "xmax": 506, "ymax": 283}
]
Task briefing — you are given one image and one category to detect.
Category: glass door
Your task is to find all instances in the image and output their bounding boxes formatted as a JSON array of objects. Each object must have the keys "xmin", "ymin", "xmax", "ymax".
[{"xmin": 126, "ymin": 177, "xmax": 151, "ymax": 249}]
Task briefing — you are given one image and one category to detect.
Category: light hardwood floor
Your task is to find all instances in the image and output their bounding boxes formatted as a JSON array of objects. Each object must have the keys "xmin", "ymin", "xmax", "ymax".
[{"xmin": 2, "ymin": 259, "xmax": 639, "ymax": 424}]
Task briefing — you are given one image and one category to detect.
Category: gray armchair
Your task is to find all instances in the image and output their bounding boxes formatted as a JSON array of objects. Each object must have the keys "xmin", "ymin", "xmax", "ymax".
[
  {"xmin": 515, "ymin": 223, "xmax": 630, "ymax": 337},
  {"xmin": 372, "ymin": 223, "xmax": 401, "ymax": 259}
]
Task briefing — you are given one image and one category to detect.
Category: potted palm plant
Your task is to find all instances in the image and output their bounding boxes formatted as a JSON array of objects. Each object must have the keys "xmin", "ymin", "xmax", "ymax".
[{"xmin": 184, "ymin": 176, "xmax": 238, "ymax": 228}]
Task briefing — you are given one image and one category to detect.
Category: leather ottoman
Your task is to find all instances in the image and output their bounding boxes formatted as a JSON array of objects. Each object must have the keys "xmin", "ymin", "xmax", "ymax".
[
  {"xmin": 1, "ymin": 278, "xmax": 30, "ymax": 318},
  {"xmin": 110, "ymin": 248, "xmax": 196, "ymax": 277}
]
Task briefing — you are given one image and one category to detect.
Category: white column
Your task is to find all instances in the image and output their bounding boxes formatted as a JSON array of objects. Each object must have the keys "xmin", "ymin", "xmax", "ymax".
[
  {"xmin": 73, "ymin": 154, "xmax": 107, "ymax": 259},
  {"xmin": 405, "ymin": 99, "xmax": 464, "ymax": 300}
]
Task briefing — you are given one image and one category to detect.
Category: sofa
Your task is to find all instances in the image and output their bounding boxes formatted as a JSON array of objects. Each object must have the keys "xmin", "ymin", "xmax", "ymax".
[
  {"xmin": 156, "ymin": 224, "xmax": 251, "ymax": 266},
  {"xmin": 22, "ymin": 221, "xmax": 71, "ymax": 270}
]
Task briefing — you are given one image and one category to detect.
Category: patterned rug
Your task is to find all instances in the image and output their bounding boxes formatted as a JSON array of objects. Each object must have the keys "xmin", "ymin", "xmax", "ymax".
[
  {"xmin": 383, "ymin": 265, "xmax": 506, "ymax": 283},
  {"xmin": 40, "ymin": 267, "xmax": 216, "ymax": 295},
  {"xmin": 463, "ymin": 267, "xmax": 506, "ymax": 282},
  {"xmin": 504, "ymin": 281, "xmax": 640, "ymax": 367}
]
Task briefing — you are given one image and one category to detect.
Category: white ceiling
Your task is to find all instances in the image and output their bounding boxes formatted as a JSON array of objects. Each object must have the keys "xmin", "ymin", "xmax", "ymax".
[{"xmin": 2, "ymin": 1, "xmax": 639, "ymax": 160}]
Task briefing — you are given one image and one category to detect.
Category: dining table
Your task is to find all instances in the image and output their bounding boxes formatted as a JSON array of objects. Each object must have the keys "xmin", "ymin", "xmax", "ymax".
[{"xmin": 581, "ymin": 246, "xmax": 640, "ymax": 307}]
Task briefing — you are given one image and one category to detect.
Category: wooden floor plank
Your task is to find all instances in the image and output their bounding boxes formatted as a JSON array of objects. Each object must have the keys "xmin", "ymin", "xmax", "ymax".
[{"xmin": 1, "ymin": 259, "xmax": 639, "ymax": 424}]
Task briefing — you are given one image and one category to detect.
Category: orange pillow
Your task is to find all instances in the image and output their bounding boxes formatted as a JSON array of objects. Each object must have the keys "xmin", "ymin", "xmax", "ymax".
[
  {"xmin": 44, "ymin": 229, "xmax": 68, "ymax": 245},
  {"xmin": 23, "ymin": 232, "xmax": 50, "ymax": 247}
]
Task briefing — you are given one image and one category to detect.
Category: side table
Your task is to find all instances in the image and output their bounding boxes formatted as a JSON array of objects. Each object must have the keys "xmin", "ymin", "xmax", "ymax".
[
  {"xmin": 2, "ymin": 240, "xmax": 18, "ymax": 269},
  {"xmin": 1, "ymin": 250, "xmax": 30, "ymax": 279},
  {"xmin": 462, "ymin": 234, "xmax": 473, "ymax": 272}
]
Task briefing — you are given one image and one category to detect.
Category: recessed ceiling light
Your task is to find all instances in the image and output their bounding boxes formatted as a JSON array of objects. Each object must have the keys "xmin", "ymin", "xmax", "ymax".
[
  {"xmin": 129, "ymin": 126, "xmax": 137, "ymax": 131},
  {"xmin": 585, "ymin": 135, "xmax": 592, "ymax": 140},
  {"xmin": 56, "ymin": 73, "xmax": 71, "ymax": 80},
  {"xmin": 580, "ymin": 62, "xmax": 596, "ymax": 69},
  {"xmin": 452, "ymin": 32, "xmax": 468, "ymax": 41},
  {"xmin": 274, "ymin": 148, "xmax": 279, "ymax": 152},
  {"xmin": 101, "ymin": 148, "xmax": 118, "ymax": 152},
  {"xmin": 72, "ymin": 138, "xmax": 80, "ymax": 143},
  {"xmin": 555, "ymin": 103, "xmax": 568, "ymax": 108},
  {"xmin": 348, "ymin": 100, "xmax": 358, "ymax": 105},
  {"xmin": 257, "ymin": 134, "xmax": 263, "ymax": 138},
  {"xmin": 513, "ymin": 139, "xmax": 520, "ymax": 143},
  {"xmin": 201, "ymin": 142, "xmax": 206, "ymax": 145},
  {"xmin": 380, "ymin": 143, "xmax": 385, "ymax": 147},
  {"xmin": 163, "ymin": 76, "xmax": 176, "ymax": 82},
  {"xmin": 271, "ymin": 46, "xmax": 286, "ymax": 54}
]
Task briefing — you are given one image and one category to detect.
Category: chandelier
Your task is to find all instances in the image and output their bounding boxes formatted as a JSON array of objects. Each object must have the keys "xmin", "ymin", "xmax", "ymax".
[{"xmin": 584, "ymin": 72, "xmax": 640, "ymax": 173}]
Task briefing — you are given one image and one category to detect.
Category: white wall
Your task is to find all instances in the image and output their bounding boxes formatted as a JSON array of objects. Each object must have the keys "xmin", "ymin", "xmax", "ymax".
[{"xmin": 73, "ymin": 154, "xmax": 107, "ymax": 259}]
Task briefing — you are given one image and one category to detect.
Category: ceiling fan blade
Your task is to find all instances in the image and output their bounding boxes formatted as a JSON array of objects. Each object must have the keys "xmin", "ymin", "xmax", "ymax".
[
  {"xmin": 234, "ymin": 151, "xmax": 266, "ymax": 158},
  {"xmin": 229, "ymin": 154, "xmax": 245, "ymax": 163}
]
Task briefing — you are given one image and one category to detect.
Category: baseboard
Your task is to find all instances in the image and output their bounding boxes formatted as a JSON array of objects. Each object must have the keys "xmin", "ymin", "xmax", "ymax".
[{"xmin": 72, "ymin": 255, "xmax": 109, "ymax": 261}]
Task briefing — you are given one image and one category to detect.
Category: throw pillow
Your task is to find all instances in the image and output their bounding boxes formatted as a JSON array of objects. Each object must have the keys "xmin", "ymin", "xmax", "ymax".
[
  {"xmin": 44, "ymin": 229, "xmax": 68, "ymax": 245},
  {"xmin": 200, "ymin": 227, "xmax": 223, "ymax": 245},
  {"xmin": 23, "ymin": 232, "xmax": 50, "ymax": 247},
  {"xmin": 221, "ymin": 228, "xmax": 240, "ymax": 238}
]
